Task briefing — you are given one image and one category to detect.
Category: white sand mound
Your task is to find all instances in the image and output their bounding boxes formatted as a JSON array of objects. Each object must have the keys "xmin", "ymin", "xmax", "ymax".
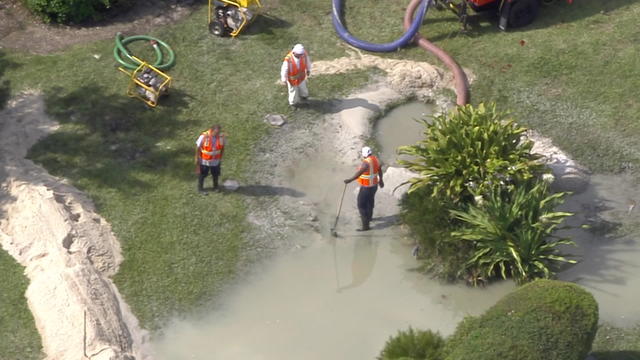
[
  {"xmin": 0, "ymin": 91, "xmax": 151, "ymax": 360},
  {"xmin": 313, "ymin": 51, "xmax": 453, "ymax": 100}
]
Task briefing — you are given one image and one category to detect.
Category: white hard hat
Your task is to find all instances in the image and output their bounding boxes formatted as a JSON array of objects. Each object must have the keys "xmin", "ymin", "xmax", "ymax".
[
  {"xmin": 292, "ymin": 44, "xmax": 305, "ymax": 54},
  {"xmin": 361, "ymin": 146, "xmax": 372, "ymax": 157}
]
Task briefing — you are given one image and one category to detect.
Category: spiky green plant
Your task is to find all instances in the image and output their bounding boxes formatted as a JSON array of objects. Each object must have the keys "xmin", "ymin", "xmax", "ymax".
[
  {"xmin": 398, "ymin": 103, "xmax": 544, "ymax": 204},
  {"xmin": 378, "ymin": 327, "xmax": 446, "ymax": 360},
  {"xmin": 450, "ymin": 182, "xmax": 575, "ymax": 285}
]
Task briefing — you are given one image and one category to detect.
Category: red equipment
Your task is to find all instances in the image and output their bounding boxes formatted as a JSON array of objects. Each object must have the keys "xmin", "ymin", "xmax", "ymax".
[{"xmin": 436, "ymin": 0, "xmax": 571, "ymax": 30}]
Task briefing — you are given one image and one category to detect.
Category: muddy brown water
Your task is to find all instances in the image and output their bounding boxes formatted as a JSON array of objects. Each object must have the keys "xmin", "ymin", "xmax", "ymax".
[
  {"xmin": 152, "ymin": 104, "xmax": 640, "ymax": 359},
  {"xmin": 373, "ymin": 102, "xmax": 434, "ymax": 166},
  {"xmin": 558, "ymin": 173, "xmax": 640, "ymax": 327}
]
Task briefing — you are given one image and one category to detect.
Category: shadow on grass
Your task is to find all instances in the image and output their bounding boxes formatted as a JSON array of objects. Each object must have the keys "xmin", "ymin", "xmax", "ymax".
[
  {"xmin": 526, "ymin": 0, "xmax": 638, "ymax": 31},
  {"xmin": 242, "ymin": 13, "xmax": 292, "ymax": 36},
  {"xmin": 592, "ymin": 351, "xmax": 640, "ymax": 360},
  {"xmin": 28, "ymin": 84, "xmax": 195, "ymax": 195},
  {"xmin": 233, "ymin": 184, "xmax": 305, "ymax": 197},
  {"xmin": 0, "ymin": 50, "xmax": 19, "ymax": 110}
]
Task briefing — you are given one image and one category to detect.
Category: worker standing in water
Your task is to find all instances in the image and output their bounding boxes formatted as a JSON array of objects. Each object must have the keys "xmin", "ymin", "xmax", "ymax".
[
  {"xmin": 344, "ymin": 146, "xmax": 384, "ymax": 231},
  {"xmin": 195, "ymin": 125, "xmax": 225, "ymax": 195},
  {"xmin": 280, "ymin": 43, "xmax": 312, "ymax": 107}
]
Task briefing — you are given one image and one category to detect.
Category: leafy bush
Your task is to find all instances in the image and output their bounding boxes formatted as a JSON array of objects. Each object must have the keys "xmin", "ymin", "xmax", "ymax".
[
  {"xmin": 398, "ymin": 103, "xmax": 573, "ymax": 284},
  {"xmin": 445, "ymin": 280, "xmax": 599, "ymax": 360},
  {"xmin": 400, "ymin": 187, "xmax": 471, "ymax": 280},
  {"xmin": 24, "ymin": 0, "xmax": 127, "ymax": 23},
  {"xmin": 450, "ymin": 181, "xmax": 575, "ymax": 284},
  {"xmin": 398, "ymin": 103, "xmax": 544, "ymax": 204},
  {"xmin": 379, "ymin": 327, "xmax": 446, "ymax": 360}
]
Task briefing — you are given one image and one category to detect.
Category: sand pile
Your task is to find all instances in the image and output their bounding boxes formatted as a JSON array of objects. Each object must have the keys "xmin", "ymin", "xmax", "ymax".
[
  {"xmin": 0, "ymin": 91, "xmax": 151, "ymax": 360},
  {"xmin": 313, "ymin": 51, "xmax": 452, "ymax": 100}
]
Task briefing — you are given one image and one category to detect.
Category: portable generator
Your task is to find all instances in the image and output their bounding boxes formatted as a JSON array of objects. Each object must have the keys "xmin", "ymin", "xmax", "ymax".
[{"xmin": 208, "ymin": 0, "xmax": 263, "ymax": 37}]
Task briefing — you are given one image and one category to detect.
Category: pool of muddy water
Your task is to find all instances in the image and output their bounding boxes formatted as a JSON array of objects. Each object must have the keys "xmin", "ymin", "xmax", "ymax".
[
  {"xmin": 557, "ymin": 173, "xmax": 640, "ymax": 327},
  {"xmin": 373, "ymin": 101, "xmax": 434, "ymax": 166},
  {"xmin": 152, "ymin": 102, "xmax": 640, "ymax": 359}
]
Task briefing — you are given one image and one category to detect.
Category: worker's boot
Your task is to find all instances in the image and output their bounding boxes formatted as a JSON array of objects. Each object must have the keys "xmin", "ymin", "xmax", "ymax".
[
  {"xmin": 212, "ymin": 176, "xmax": 219, "ymax": 190},
  {"xmin": 356, "ymin": 216, "xmax": 370, "ymax": 232},
  {"xmin": 198, "ymin": 176, "xmax": 207, "ymax": 195}
]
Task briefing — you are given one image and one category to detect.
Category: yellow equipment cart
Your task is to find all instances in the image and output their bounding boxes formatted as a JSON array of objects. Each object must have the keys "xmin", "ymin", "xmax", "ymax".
[
  {"xmin": 118, "ymin": 56, "xmax": 172, "ymax": 108},
  {"xmin": 208, "ymin": 0, "xmax": 262, "ymax": 37}
]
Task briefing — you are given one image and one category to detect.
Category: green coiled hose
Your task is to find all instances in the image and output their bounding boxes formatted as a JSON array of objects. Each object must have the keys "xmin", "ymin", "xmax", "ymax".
[{"xmin": 113, "ymin": 32, "xmax": 175, "ymax": 70}]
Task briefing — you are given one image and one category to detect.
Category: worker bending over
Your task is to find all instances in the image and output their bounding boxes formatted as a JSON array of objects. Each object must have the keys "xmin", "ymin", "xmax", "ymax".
[
  {"xmin": 344, "ymin": 146, "xmax": 384, "ymax": 231},
  {"xmin": 195, "ymin": 125, "xmax": 225, "ymax": 194},
  {"xmin": 280, "ymin": 43, "xmax": 312, "ymax": 107}
]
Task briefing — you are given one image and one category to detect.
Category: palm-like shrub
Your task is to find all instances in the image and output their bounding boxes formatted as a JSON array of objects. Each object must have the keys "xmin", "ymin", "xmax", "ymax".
[
  {"xmin": 450, "ymin": 182, "xmax": 575, "ymax": 284},
  {"xmin": 398, "ymin": 103, "xmax": 544, "ymax": 204},
  {"xmin": 378, "ymin": 327, "xmax": 446, "ymax": 360},
  {"xmin": 400, "ymin": 187, "xmax": 471, "ymax": 280}
]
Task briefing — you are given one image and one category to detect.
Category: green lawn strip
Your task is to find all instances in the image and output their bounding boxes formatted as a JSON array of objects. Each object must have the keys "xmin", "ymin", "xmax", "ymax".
[
  {"xmin": 415, "ymin": 0, "xmax": 640, "ymax": 173},
  {"xmin": 0, "ymin": 251, "xmax": 43, "ymax": 360}
]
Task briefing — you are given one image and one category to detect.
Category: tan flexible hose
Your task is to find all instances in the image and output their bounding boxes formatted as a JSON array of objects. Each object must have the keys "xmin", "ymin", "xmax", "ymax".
[{"xmin": 404, "ymin": 0, "xmax": 470, "ymax": 105}]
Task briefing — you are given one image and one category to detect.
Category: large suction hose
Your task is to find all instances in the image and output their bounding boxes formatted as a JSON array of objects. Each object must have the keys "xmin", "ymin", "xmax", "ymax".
[
  {"xmin": 331, "ymin": 0, "xmax": 469, "ymax": 105},
  {"xmin": 113, "ymin": 33, "xmax": 176, "ymax": 71},
  {"xmin": 404, "ymin": 0, "xmax": 469, "ymax": 105},
  {"xmin": 331, "ymin": 0, "xmax": 429, "ymax": 52}
]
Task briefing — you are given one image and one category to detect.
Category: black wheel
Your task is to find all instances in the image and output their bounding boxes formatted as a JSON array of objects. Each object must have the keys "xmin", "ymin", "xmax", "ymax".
[
  {"xmin": 209, "ymin": 20, "xmax": 225, "ymax": 37},
  {"xmin": 507, "ymin": 0, "xmax": 540, "ymax": 28}
]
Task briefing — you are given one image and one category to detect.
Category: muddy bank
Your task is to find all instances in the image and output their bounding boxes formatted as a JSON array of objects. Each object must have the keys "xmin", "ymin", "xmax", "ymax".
[
  {"xmin": 240, "ymin": 53, "xmax": 455, "ymax": 256},
  {"xmin": 0, "ymin": 91, "xmax": 151, "ymax": 359},
  {"xmin": 151, "ymin": 59, "xmax": 521, "ymax": 359}
]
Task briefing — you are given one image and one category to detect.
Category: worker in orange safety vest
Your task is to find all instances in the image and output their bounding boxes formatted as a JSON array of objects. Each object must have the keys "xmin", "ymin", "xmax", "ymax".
[
  {"xmin": 344, "ymin": 146, "xmax": 384, "ymax": 231},
  {"xmin": 280, "ymin": 43, "xmax": 312, "ymax": 107},
  {"xmin": 195, "ymin": 124, "xmax": 225, "ymax": 195}
]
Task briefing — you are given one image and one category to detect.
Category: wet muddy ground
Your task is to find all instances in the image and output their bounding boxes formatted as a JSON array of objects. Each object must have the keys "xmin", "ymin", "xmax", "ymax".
[
  {"xmin": 152, "ymin": 127, "xmax": 516, "ymax": 360},
  {"xmin": 559, "ymin": 173, "xmax": 640, "ymax": 327},
  {"xmin": 150, "ymin": 95, "xmax": 640, "ymax": 358}
]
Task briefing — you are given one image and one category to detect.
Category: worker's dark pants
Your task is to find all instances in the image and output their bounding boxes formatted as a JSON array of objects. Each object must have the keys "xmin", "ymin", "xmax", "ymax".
[
  {"xmin": 198, "ymin": 164, "xmax": 221, "ymax": 190},
  {"xmin": 357, "ymin": 185, "xmax": 378, "ymax": 222}
]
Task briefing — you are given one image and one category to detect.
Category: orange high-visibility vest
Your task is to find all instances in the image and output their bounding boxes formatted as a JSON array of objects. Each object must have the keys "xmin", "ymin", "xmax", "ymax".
[
  {"xmin": 284, "ymin": 51, "xmax": 307, "ymax": 86},
  {"xmin": 357, "ymin": 155, "xmax": 380, "ymax": 187},
  {"xmin": 200, "ymin": 130, "xmax": 224, "ymax": 161}
]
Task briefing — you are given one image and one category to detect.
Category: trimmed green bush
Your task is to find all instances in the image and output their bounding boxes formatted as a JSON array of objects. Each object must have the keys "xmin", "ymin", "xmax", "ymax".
[
  {"xmin": 445, "ymin": 280, "xmax": 599, "ymax": 360},
  {"xmin": 24, "ymin": 0, "xmax": 127, "ymax": 23},
  {"xmin": 379, "ymin": 327, "xmax": 446, "ymax": 360}
]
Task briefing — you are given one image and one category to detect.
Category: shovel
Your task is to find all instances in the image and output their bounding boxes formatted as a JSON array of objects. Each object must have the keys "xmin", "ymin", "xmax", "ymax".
[{"xmin": 330, "ymin": 183, "xmax": 347, "ymax": 237}]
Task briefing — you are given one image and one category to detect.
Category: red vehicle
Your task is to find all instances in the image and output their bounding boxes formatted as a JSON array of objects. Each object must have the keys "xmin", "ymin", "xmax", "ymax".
[{"xmin": 436, "ymin": 0, "xmax": 571, "ymax": 30}]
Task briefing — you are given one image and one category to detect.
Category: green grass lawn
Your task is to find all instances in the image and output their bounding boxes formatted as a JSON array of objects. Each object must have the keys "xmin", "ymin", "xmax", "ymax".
[
  {"xmin": 0, "ymin": 252, "xmax": 42, "ymax": 360},
  {"xmin": 1, "ymin": 0, "xmax": 639, "ymax": 357}
]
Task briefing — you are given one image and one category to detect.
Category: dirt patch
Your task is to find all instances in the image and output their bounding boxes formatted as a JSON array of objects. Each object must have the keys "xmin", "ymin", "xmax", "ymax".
[
  {"xmin": 239, "ymin": 54, "xmax": 455, "ymax": 258},
  {"xmin": 0, "ymin": 0, "xmax": 198, "ymax": 55},
  {"xmin": 0, "ymin": 91, "xmax": 151, "ymax": 360}
]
